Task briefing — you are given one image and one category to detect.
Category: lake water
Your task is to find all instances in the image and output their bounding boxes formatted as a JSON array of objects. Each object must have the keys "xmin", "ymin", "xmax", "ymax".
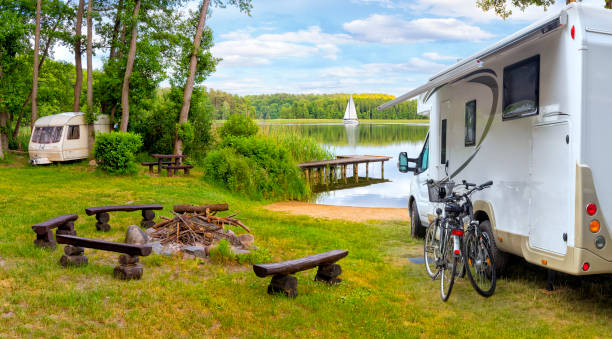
[{"xmin": 260, "ymin": 122, "xmax": 428, "ymax": 208}]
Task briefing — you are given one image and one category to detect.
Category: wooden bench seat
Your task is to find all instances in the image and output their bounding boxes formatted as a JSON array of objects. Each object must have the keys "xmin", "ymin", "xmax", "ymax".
[
  {"xmin": 32, "ymin": 214, "xmax": 78, "ymax": 249},
  {"xmin": 56, "ymin": 234, "xmax": 152, "ymax": 280},
  {"xmin": 253, "ymin": 250, "xmax": 348, "ymax": 297},
  {"xmin": 141, "ymin": 161, "xmax": 172, "ymax": 173},
  {"xmin": 161, "ymin": 164, "xmax": 194, "ymax": 176},
  {"xmin": 85, "ymin": 204, "xmax": 163, "ymax": 231}
]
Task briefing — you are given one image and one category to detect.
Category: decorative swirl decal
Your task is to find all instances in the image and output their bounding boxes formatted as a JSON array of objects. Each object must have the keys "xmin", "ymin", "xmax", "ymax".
[{"xmin": 450, "ymin": 73, "xmax": 499, "ymax": 178}]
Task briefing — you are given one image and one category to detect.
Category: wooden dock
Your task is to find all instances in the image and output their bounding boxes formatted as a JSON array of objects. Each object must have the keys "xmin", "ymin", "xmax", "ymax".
[{"xmin": 298, "ymin": 155, "xmax": 392, "ymax": 185}]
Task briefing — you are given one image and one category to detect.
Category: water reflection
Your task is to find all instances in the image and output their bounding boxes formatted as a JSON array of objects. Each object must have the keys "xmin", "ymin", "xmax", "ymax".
[{"xmin": 260, "ymin": 122, "xmax": 429, "ymax": 208}]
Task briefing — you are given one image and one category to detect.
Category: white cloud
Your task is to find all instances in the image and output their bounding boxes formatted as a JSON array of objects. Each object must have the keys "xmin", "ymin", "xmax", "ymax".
[
  {"xmin": 321, "ymin": 59, "xmax": 446, "ymax": 79},
  {"xmin": 423, "ymin": 52, "xmax": 457, "ymax": 61},
  {"xmin": 213, "ymin": 26, "xmax": 352, "ymax": 67},
  {"xmin": 343, "ymin": 15, "xmax": 495, "ymax": 43}
]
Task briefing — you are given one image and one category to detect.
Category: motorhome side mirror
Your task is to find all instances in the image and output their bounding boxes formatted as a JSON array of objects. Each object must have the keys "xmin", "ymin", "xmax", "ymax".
[{"xmin": 398, "ymin": 152, "xmax": 417, "ymax": 173}]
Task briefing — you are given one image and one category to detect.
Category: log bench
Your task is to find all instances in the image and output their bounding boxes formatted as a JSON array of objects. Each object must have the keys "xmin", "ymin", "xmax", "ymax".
[
  {"xmin": 56, "ymin": 234, "xmax": 152, "ymax": 280},
  {"xmin": 32, "ymin": 214, "xmax": 78, "ymax": 249},
  {"xmin": 85, "ymin": 204, "xmax": 163, "ymax": 231},
  {"xmin": 141, "ymin": 161, "xmax": 172, "ymax": 173},
  {"xmin": 253, "ymin": 250, "xmax": 348, "ymax": 298},
  {"xmin": 161, "ymin": 165, "xmax": 193, "ymax": 177}
]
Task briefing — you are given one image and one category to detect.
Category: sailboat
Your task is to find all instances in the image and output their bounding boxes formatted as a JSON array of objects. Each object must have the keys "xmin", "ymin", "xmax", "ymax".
[{"xmin": 343, "ymin": 95, "xmax": 359, "ymax": 125}]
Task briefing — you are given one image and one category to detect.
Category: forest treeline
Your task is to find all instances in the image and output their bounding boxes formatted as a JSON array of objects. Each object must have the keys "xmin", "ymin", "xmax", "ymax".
[{"xmin": 207, "ymin": 90, "xmax": 421, "ymax": 120}]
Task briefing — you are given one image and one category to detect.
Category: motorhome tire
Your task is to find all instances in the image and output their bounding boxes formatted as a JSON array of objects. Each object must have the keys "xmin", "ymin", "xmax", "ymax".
[
  {"xmin": 410, "ymin": 202, "xmax": 424, "ymax": 238},
  {"xmin": 479, "ymin": 220, "xmax": 508, "ymax": 275}
]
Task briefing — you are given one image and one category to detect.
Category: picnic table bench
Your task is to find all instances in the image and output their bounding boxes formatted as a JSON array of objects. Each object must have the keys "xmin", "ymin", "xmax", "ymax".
[
  {"xmin": 56, "ymin": 234, "xmax": 152, "ymax": 280},
  {"xmin": 141, "ymin": 161, "xmax": 173, "ymax": 173},
  {"xmin": 32, "ymin": 214, "xmax": 78, "ymax": 249},
  {"xmin": 161, "ymin": 164, "xmax": 193, "ymax": 177},
  {"xmin": 85, "ymin": 204, "xmax": 163, "ymax": 231},
  {"xmin": 143, "ymin": 154, "xmax": 189, "ymax": 175},
  {"xmin": 253, "ymin": 250, "xmax": 348, "ymax": 297}
]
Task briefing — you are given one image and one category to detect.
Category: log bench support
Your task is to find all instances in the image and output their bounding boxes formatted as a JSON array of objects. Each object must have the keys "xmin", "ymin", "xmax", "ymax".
[
  {"xmin": 60, "ymin": 245, "xmax": 88, "ymax": 267},
  {"xmin": 253, "ymin": 250, "xmax": 348, "ymax": 298},
  {"xmin": 86, "ymin": 204, "xmax": 163, "ymax": 231},
  {"xmin": 56, "ymin": 234, "xmax": 152, "ymax": 280},
  {"xmin": 32, "ymin": 214, "xmax": 79, "ymax": 249}
]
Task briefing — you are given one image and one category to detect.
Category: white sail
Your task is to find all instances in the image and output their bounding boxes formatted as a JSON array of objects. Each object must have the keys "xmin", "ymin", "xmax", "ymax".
[{"xmin": 343, "ymin": 95, "xmax": 359, "ymax": 124}]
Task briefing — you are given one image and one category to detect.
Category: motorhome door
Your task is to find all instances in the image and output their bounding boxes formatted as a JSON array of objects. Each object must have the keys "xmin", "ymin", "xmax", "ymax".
[{"xmin": 529, "ymin": 122, "xmax": 570, "ymax": 255}]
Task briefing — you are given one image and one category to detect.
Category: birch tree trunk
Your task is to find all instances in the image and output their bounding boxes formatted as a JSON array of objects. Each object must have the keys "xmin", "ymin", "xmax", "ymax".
[
  {"xmin": 73, "ymin": 0, "xmax": 85, "ymax": 112},
  {"xmin": 31, "ymin": 0, "xmax": 41, "ymax": 129},
  {"xmin": 174, "ymin": 0, "xmax": 211, "ymax": 155},
  {"xmin": 120, "ymin": 0, "xmax": 141, "ymax": 132},
  {"xmin": 87, "ymin": 0, "xmax": 95, "ymax": 153}
]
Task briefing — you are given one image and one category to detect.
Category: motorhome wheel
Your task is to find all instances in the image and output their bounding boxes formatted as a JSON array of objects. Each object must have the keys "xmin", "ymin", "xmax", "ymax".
[
  {"xmin": 410, "ymin": 202, "xmax": 425, "ymax": 238},
  {"xmin": 479, "ymin": 220, "xmax": 509, "ymax": 275}
]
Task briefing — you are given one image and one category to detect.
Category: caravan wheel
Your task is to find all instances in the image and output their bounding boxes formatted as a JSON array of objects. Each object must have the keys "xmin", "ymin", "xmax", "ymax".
[
  {"xmin": 410, "ymin": 202, "xmax": 425, "ymax": 238},
  {"xmin": 479, "ymin": 220, "xmax": 509, "ymax": 275}
]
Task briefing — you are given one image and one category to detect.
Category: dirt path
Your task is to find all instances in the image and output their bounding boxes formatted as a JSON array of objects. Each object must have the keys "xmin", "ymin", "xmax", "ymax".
[{"xmin": 263, "ymin": 201, "xmax": 409, "ymax": 223}]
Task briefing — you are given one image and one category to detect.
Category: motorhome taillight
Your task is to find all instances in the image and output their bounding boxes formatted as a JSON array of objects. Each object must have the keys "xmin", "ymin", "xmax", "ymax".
[
  {"xmin": 590, "ymin": 220, "xmax": 600, "ymax": 233},
  {"xmin": 587, "ymin": 203, "xmax": 597, "ymax": 216},
  {"xmin": 571, "ymin": 25, "xmax": 575, "ymax": 40},
  {"xmin": 451, "ymin": 229, "xmax": 464, "ymax": 236},
  {"xmin": 582, "ymin": 262, "xmax": 590, "ymax": 271}
]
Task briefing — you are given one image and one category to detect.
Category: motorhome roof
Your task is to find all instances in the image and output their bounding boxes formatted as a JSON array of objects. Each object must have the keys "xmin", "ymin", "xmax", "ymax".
[
  {"xmin": 377, "ymin": 4, "xmax": 582, "ymax": 111},
  {"xmin": 34, "ymin": 112, "xmax": 84, "ymax": 126}
]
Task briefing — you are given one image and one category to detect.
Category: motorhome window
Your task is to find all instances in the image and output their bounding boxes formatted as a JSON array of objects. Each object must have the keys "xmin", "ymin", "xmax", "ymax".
[
  {"xmin": 67, "ymin": 125, "xmax": 80, "ymax": 140},
  {"xmin": 34, "ymin": 126, "xmax": 63, "ymax": 144},
  {"xmin": 502, "ymin": 55, "xmax": 540, "ymax": 120},
  {"xmin": 465, "ymin": 100, "xmax": 476, "ymax": 146},
  {"xmin": 441, "ymin": 119, "xmax": 447, "ymax": 164},
  {"xmin": 421, "ymin": 137, "xmax": 429, "ymax": 172}
]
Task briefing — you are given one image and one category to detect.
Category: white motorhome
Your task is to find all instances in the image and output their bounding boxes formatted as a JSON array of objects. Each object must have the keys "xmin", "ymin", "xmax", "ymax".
[
  {"xmin": 380, "ymin": 3, "xmax": 612, "ymax": 275},
  {"xmin": 29, "ymin": 112, "xmax": 111, "ymax": 164}
]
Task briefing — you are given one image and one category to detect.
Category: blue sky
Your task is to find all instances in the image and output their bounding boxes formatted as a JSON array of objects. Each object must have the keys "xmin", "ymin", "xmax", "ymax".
[
  {"xmin": 201, "ymin": 0, "xmax": 602, "ymax": 96},
  {"xmin": 53, "ymin": 0, "xmax": 603, "ymax": 96}
]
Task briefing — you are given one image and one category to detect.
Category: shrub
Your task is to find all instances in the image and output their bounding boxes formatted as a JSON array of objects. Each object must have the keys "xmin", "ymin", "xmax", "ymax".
[
  {"xmin": 203, "ymin": 135, "xmax": 309, "ymax": 200},
  {"xmin": 93, "ymin": 132, "xmax": 143, "ymax": 175},
  {"xmin": 217, "ymin": 114, "xmax": 258, "ymax": 139}
]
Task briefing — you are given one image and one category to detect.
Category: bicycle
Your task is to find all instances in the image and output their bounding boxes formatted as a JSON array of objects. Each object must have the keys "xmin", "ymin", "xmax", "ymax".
[
  {"xmin": 423, "ymin": 179, "xmax": 465, "ymax": 301},
  {"xmin": 423, "ymin": 179, "xmax": 495, "ymax": 301}
]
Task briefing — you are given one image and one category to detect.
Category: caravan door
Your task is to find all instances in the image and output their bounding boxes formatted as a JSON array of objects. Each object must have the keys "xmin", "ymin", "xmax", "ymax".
[{"xmin": 528, "ymin": 122, "xmax": 570, "ymax": 255}]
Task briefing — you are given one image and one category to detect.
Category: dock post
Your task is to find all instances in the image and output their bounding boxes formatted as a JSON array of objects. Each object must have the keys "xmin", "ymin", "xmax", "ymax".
[
  {"xmin": 342, "ymin": 165, "xmax": 347, "ymax": 184},
  {"xmin": 305, "ymin": 168, "xmax": 310, "ymax": 184},
  {"xmin": 366, "ymin": 162, "xmax": 369, "ymax": 180},
  {"xmin": 354, "ymin": 163, "xmax": 358, "ymax": 183},
  {"xmin": 381, "ymin": 161, "xmax": 385, "ymax": 180}
]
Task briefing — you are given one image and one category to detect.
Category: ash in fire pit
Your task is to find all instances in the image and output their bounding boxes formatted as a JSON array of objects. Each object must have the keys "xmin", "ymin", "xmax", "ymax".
[{"xmin": 146, "ymin": 204, "xmax": 253, "ymax": 257}]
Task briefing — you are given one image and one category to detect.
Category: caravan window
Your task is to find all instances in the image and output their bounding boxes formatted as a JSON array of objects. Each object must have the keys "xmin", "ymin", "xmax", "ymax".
[
  {"xmin": 465, "ymin": 100, "xmax": 476, "ymax": 146},
  {"xmin": 32, "ymin": 126, "xmax": 63, "ymax": 144},
  {"xmin": 502, "ymin": 55, "xmax": 540, "ymax": 120},
  {"xmin": 67, "ymin": 125, "xmax": 80, "ymax": 140}
]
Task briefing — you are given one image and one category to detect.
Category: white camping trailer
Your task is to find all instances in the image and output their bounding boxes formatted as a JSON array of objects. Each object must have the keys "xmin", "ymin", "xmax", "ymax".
[
  {"xmin": 380, "ymin": 3, "xmax": 612, "ymax": 275},
  {"xmin": 29, "ymin": 112, "xmax": 111, "ymax": 164}
]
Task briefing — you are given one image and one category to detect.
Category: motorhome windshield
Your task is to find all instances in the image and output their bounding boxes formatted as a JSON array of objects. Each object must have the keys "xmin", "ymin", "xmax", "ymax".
[{"xmin": 32, "ymin": 126, "xmax": 63, "ymax": 144}]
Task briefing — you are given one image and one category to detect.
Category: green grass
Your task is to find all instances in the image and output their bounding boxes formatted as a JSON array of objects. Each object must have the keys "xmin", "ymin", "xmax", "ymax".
[{"xmin": 0, "ymin": 155, "xmax": 611, "ymax": 337}]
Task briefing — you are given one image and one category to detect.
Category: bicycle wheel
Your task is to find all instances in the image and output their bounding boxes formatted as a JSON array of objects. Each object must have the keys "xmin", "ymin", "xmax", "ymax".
[
  {"xmin": 440, "ymin": 231, "xmax": 457, "ymax": 302},
  {"xmin": 464, "ymin": 231, "xmax": 497, "ymax": 297},
  {"xmin": 424, "ymin": 219, "xmax": 441, "ymax": 279}
]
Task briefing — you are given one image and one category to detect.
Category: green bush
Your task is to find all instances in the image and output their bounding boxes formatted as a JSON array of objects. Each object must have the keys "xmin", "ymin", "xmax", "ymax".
[
  {"xmin": 203, "ymin": 135, "xmax": 309, "ymax": 200},
  {"xmin": 217, "ymin": 114, "xmax": 258, "ymax": 139},
  {"xmin": 93, "ymin": 132, "xmax": 143, "ymax": 175}
]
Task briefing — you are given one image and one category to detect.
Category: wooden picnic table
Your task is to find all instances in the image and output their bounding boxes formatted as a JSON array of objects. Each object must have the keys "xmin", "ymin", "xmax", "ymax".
[{"xmin": 149, "ymin": 154, "xmax": 188, "ymax": 174}]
